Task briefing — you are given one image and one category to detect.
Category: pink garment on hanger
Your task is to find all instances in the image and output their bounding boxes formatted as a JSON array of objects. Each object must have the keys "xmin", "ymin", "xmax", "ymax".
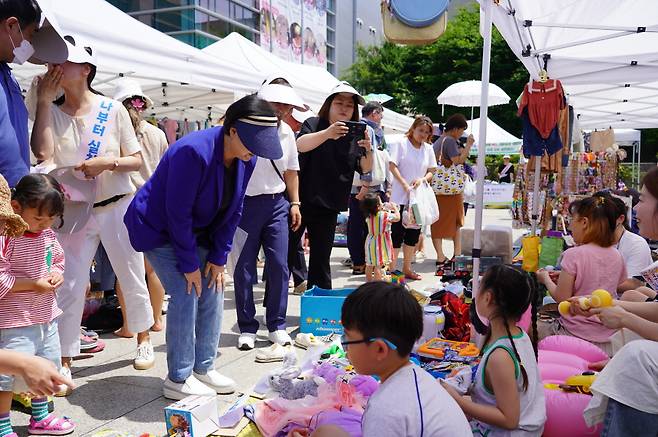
[{"xmin": 162, "ymin": 118, "xmax": 178, "ymax": 145}]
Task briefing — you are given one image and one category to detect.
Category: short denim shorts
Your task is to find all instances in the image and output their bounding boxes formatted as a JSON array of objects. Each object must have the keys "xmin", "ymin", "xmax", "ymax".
[{"xmin": 0, "ymin": 321, "xmax": 61, "ymax": 391}]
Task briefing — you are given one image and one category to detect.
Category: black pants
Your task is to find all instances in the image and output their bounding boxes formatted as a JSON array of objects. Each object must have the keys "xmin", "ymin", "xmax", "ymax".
[
  {"xmin": 391, "ymin": 205, "xmax": 421, "ymax": 248},
  {"xmin": 288, "ymin": 234, "xmax": 307, "ymax": 287},
  {"xmin": 290, "ymin": 205, "xmax": 337, "ymax": 290}
]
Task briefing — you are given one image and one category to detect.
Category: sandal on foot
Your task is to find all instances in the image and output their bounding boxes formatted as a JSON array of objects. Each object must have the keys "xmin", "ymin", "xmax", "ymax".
[
  {"xmin": 404, "ymin": 271, "xmax": 422, "ymax": 281},
  {"xmin": 28, "ymin": 414, "xmax": 76, "ymax": 435},
  {"xmin": 351, "ymin": 265, "xmax": 366, "ymax": 275}
]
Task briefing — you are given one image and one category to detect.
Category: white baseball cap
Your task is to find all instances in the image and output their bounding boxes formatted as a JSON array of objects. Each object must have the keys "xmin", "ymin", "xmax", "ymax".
[
  {"xmin": 503, "ymin": 155, "xmax": 511, "ymax": 159},
  {"xmin": 113, "ymin": 78, "xmax": 154, "ymax": 108},
  {"xmin": 292, "ymin": 108, "xmax": 314, "ymax": 123},
  {"xmin": 328, "ymin": 81, "xmax": 365, "ymax": 105}
]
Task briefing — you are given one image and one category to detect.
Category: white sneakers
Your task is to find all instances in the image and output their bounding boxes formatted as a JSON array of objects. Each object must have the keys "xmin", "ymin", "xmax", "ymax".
[
  {"xmin": 134, "ymin": 341, "xmax": 155, "ymax": 370},
  {"xmin": 255, "ymin": 343, "xmax": 293, "ymax": 363},
  {"xmin": 238, "ymin": 330, "xmax": 291, "ymax": 350},
  {"xmin": 163, "ymin": 374, "xmax": 214, "ymax": 400},
  {"xmin": 238, "ymin": 333, "xmax": 257, "ymax": 350},
  {"xmin": 194, "ymin": 370, "xmax": 236, "ymax": 395},
  {"xmin": 163, "ymin": 371, "xmax": 236, "ymax": 400},
  {"xmin": 268, "ymin": 330, "xmax": 292, "ymax": 346}
]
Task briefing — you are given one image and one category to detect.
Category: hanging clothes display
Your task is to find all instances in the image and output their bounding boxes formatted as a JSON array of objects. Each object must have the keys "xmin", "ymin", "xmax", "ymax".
[{"xmin": 518, "ymin": 78, "xmax": 566, "ymax": 157}]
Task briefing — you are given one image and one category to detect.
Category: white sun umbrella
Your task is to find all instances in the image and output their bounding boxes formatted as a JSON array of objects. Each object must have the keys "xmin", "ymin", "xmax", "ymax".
[{"xmin": 437, "ymin": 80, "xmax": 510, "ymax": 120}]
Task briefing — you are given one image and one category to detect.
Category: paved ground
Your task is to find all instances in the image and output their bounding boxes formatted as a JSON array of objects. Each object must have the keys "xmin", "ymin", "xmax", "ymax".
[{"xmin": 8, "ymin": 209, "xmax": 524, "ymax": 436}]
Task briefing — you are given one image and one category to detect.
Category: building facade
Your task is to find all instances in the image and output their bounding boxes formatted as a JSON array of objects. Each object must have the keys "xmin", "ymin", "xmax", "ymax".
[{"xmin": 108, "ymin": 0, "xmax": 388, "ymax": 76}]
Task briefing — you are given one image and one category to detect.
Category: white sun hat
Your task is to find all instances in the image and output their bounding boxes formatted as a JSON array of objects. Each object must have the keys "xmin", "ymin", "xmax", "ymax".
[
  {"xmin": 29, "ymin": 0, "xmax": 69, "ymax": 64},
  {"xmin": 258, "ymin": 83, "xmax": 307, "ymax": 112},
  {"xmin": 113, "ymin": 78, "xmax": 154, "ymax": 108},
  {"xmin": 328, "ymin": 81, "xmax": 365, "ymax": 105},
  {"xmin": 292, "ymin": 108, "xmax": 314, "ymax": 123},
  {"xmin": 63, "ymin": 35, "xmax": 97, "ymax": 66}
]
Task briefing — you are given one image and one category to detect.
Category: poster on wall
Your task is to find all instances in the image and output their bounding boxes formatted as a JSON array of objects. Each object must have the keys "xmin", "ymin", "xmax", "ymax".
[
  {"xmin": 260, "ymin": 0, "xmax": 326, "ymax": 68},
  {"xmin": 302, "ymin": 0, "xmax": 327, "ymax": 68}
]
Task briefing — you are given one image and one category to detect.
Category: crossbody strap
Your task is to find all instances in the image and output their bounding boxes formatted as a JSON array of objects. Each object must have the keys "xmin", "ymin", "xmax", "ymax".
[{"xmin": 270, "ymin": 159, "xmax": 285, "ymax": 182}]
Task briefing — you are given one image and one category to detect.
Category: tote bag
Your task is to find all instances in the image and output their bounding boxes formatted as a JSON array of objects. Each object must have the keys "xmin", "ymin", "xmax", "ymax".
[{"xmin": 432, "ymin": 136, "xmax": 466, "ymax": 195}]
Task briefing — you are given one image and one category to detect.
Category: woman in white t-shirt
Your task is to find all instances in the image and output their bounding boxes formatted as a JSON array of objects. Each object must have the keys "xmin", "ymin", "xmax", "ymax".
[
  {"xmin": 388, "ymin": 116, "xmax": 437, "ymax": 280},
  {"xmin": 29, "ymin": 39, "xmax": 155, "ymax": 388}
]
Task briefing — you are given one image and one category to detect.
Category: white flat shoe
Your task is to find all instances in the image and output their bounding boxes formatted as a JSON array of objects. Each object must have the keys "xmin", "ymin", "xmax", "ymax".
[
  {"xmin": 193, "ymin": 370, "xmax": 236, "ymax": 395},
  {"xmin": 268, "ymin": 330, "xmax": 292, "ymax": 346},
  {"xmin": 163, "ymin": 374, "xmax": 215, "ymax": 400},
  {"xmin": 255, "ymin": 343, "xmax": 293, "ymax": 363}
]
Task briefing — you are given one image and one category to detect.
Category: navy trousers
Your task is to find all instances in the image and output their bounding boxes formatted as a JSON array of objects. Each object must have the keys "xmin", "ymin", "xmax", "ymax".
[{"xmin": 233, "ymin": 193, "xmax": 289, "ymax": 333}]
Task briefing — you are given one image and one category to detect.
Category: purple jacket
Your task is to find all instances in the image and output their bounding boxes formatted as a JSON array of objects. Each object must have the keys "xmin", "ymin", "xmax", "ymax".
[{"xmin": 124, "ymin": 127, "xmax": 254, "ymax": 273}]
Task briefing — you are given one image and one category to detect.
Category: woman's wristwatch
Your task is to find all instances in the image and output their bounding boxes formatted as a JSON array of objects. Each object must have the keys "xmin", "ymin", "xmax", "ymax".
[{"xmin": 290, "ymin": 201, "xmax": 301, "ymax": 208}]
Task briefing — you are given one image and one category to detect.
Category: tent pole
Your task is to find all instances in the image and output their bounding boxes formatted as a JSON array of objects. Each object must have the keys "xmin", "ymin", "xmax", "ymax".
[
  {"xmin": 472, "ymin": 0, "xmax": 493, "ymax": 298},
  {"xmin": 637, "ymin": 139, "xmax": 642, "ymax": 187},
  {"xmin": 531, "ymin": 156, "xmax": 542, "ymax": 235},
  {"xmin": 471, "ymin": 106, "xmax": 474, "ymax": 122}
]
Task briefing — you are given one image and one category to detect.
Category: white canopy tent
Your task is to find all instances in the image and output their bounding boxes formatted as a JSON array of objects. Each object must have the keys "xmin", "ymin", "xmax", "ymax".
[
  {"xmin": 487, "ymin": 0, "xmax": 658, "ymax": 130},
  {"xmin": 466, "ymin": 117, "xmax": 522, "ymax": 155},
  {"xmin": 12, "ymin": 0, "xmax": 260, "ymax": 122},
  {"xmin": 12, "ymin": 2, "xmax": 415, "ymax": 130},
  {"xmin": 202, "ymin": 33, "xmax": 414, "ymax": 133}
]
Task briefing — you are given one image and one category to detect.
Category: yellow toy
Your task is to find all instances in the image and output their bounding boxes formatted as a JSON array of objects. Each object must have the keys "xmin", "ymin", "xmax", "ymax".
[
  {"xmin": 558, "ymin": 289, "xmax": 613, "ymax": 317},
  {"xmin": 559, "ymin": 372, "xmax": 597, "ymax": 395}
]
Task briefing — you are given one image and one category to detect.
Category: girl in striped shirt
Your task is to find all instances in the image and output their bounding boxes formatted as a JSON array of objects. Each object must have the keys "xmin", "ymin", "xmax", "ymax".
[
  {"xmin": 360, "ymin": 193, "xmax": 399, "ymax": 282},
  {"xmin": 0, "ymin": 174, "xmax": 75, "ymax": 436}
]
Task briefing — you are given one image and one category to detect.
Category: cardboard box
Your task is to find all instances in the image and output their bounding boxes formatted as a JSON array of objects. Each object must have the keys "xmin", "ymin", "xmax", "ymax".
[
  {"xmin": 300, "ymin": 287, "xmax": 354, "ymax": 335},
  {"xmin": 165, "ymin": 395, "xmax": 219, "ymax": 437}
]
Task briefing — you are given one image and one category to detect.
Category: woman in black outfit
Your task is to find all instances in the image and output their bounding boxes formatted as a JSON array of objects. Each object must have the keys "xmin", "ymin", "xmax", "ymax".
[{"xmin": 293, "ymin": 82, "xmax": 374, "ymax": 290}]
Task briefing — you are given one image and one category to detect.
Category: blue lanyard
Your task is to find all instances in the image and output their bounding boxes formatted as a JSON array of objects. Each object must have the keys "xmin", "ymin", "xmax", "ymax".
[{"xmin": 413, "ymin": 368, "xmax": 424, "ymax": 437}]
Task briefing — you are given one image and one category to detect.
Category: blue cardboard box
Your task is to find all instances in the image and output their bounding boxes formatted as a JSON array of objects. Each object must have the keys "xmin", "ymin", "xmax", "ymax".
[{"xmin": 300, "ymin": 287, "xmax": 355, "ymax": 335}]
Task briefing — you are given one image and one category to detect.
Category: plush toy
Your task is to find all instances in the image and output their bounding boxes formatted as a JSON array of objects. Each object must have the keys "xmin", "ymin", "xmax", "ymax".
[
  {"xmin": 558, "ymin": 289, "xmax": 612, "ymax": 317},
  {"xmin": 269, "ymin": 353, "xmax": 323, "ymax": 400}
]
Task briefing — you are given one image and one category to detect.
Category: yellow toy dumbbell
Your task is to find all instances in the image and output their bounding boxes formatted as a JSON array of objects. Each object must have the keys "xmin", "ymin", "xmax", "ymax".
[{"xmin": 558, "ymin": 289, "xmax": 613, "ymax": 317}]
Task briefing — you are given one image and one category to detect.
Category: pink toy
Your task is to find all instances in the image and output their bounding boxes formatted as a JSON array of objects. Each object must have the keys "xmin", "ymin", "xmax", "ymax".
[{"xmin": 539, "ymin": 336, "xmax": 606, "ymax": 437}]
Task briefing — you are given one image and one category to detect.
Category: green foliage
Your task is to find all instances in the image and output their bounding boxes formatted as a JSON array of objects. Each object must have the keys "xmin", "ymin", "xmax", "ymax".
[
  {"xmin": 342, "ymin": 4, "xmax": 528, "ymax": 137},
  {"xmin": 618, "ymin": 163, "xmax": 634, "ymax": 188}
]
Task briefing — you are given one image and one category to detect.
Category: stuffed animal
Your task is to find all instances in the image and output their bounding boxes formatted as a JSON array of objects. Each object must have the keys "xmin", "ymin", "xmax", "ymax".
[{"xmin": 268, "ymin": 352, "xmax": 323, "ymax": 400}]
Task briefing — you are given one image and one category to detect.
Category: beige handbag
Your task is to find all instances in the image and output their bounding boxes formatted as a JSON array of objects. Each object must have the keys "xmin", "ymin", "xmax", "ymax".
[{"xmin": 381, "ymin": 0, "xmax": 448, "ymax": 45}]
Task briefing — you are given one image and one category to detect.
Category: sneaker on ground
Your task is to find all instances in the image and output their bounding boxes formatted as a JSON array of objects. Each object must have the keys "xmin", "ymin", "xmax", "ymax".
[
  {"xmin": 268, "ymin": 330, "xmax": 292, "ymax": 346},
  {"xmin": 255, "ymin": 343, "xmax": 293, "ymax": 363},
  {"xmin": 193, "ymin": 370, "xmax": 236, "ymax": 395},
  {"xmin": 294, "ymin": 333, "xmax": 321, "ymax": 349},
  {"xmin": 341, "ymin": 258, "xmax": 353, "ymax": 267},
  {"xmin": 55, "ymin": 367, "xmax": 72, "ymax": 397},
  {"xmin": 163, "ymin": 375, "xmax": 215, "ymax": 400},
  {"xmin": 134, "ymin": 341, "xmax": 155, "ymax": 370},
  {"xmin": 79, "ymin": 335, "xmax": 98, "ymax": 351},
  {"xmin": 292, "ymin": 280, "xmax": 307, "ymax": 296},
  {"xmin": 80, "ymin": 327, "xmax": 99, "ymax": 341},
  {"xmin": 237, "ymin": 333, "xmax": 256, "ymax": 350}
]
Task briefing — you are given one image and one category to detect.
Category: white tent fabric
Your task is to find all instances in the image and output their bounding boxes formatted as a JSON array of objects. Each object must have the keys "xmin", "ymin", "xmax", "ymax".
[
  {"xmin": 202, "ymin": 33, "xmax": 414, "ymax": 133},
  {"xmin": 487, "ymin": 0, "xmax": 658, "ymax": 129},
  {"xmin": 466, "ymin": 117, "xmax": 522, "ymax": 155},
  {"xmin": 12, "ymin": 0, "xmax": 259, "ymax": 121},
  {"xmin": 11, "ymin": 2, "xmax": 415, "ymax": 129}
]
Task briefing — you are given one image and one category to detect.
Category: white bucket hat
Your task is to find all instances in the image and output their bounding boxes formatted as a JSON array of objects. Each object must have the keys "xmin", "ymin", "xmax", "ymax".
[
  {"xmin": 113, "ymin": 78, "xmax": 154, "ymax": 108},
  {"xmin": 258, "ymin": 83, "xmax": 307, "ymax": 112},
  {"xmin": 63, "ymin": 35, "xmax": 97, "ymax": 66},
  {"xmin": 328, "ymin": 81, "xmax": 365, "ymax": 105}
]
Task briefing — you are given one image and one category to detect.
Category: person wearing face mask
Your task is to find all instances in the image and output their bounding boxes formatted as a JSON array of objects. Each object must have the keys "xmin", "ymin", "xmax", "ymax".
[
  {"xmin": 294, "ymin": 81, "xmax": 374, "ymax": 290},
  {"xmin": 0, "ymin": 0, "xmax": 66, "ymax": 187},
  {"xmin": 233, "ymin": 76, "xmax": 305, "ymax": 351}
]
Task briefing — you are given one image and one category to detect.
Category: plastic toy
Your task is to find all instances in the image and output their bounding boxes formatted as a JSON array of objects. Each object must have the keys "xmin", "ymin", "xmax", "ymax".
[
  {"xmin": 560, "ymin": 372, "xmax": 596, "ymax": 394},
  {"xmin": 417, "ymin": 338, "xmax": 480, "ymax": 361},
  {"xmin": 390, "ymin": 270, "xmax": 405, "ymax": 284},
  {"xmin": 558, "ymin": 289, "xmax": 613, "ymax": 317},
  {"xmin": 539, "ymin": 336, "xmax": 606, "ymax": 437}
]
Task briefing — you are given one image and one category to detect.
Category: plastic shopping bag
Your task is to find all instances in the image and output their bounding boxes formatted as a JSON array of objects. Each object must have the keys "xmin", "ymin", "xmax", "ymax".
[
  {"xmin": 538, "ymin": 236, "xmax": 564, "ymax": 268},
  {"xmin": 415, "ymin": 181, "xmax": 440, "ymax": 225},
  {"xmin": 403, "ymin": 190, "xmax": 421, "ymax": 229}
]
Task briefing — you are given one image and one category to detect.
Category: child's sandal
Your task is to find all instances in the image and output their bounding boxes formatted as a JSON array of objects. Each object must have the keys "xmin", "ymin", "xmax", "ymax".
[{"xmin": 28, "ymin": 414, "xmax": 76, "ymax": 435}]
